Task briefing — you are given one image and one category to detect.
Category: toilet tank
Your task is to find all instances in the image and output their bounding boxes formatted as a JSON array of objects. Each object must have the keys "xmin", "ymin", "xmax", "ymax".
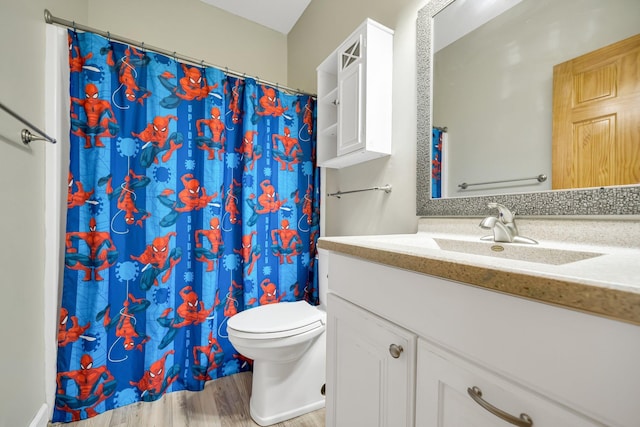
[{"xmin": 317, "ymin": 248, "xmax": 329, "ymax": 310}]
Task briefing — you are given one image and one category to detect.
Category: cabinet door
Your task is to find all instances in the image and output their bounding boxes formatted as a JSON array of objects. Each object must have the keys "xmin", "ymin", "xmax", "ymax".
[
  {"xmin": 326, "ymin": 293, "xmax": 416, "ymax": 427},
  {"xmin": 337, "ymin": 35, "xmax": 364, "ymax": 156},
  {"xmin": 416, "ymin": 339, "xmax": 606, "ymax": 427},
  {"xmin": 337, "ymin": 62, "xmax": 363, "ymax": 156}
]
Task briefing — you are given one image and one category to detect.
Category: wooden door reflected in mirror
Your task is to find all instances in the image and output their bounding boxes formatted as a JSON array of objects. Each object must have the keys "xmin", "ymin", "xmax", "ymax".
[{"xmin": 552, "ymin": 33, "xmax": 640, "ymax": 190}]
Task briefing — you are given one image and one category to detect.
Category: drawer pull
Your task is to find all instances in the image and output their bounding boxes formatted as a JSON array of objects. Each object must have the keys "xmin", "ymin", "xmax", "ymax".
[
  {"xmin": 467, "ymin": 386, "xmax": 533, "ymax": 427},
  {"xmin": 388, "ymin": 344, "xmax": 403, "ymax": 358}
]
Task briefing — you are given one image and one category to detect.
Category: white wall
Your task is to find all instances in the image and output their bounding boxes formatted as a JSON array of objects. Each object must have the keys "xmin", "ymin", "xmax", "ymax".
[
  {"xmin": 87, "ymin": 0, "xmax": 288, "ymax": 85},
  {"xmin": 0, "ymin": 2, "xmax": 86, "ymax": 425},
  {"xmin": 288, "ymin": 0, "xmax": 427, "ymax": 236}
]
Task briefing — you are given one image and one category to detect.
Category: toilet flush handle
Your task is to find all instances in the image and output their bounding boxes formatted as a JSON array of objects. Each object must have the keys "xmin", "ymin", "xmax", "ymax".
[{"xmin": 389, "ymin": 344, "xmax": 404, "ymax": 359}]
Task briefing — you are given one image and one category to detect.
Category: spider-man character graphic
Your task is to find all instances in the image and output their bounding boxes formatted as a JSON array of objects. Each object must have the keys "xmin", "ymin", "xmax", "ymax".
[
  {"xmin": 255, "ymin": 85, "xmax": 288, "ymax": 118},
  {"xmin": 225, "ymin": 78, "xmax": 244, "ymax": 125},
  {"xmin": 157, "ymin": 286, "xmax": 214, "ymax": 348},
  {"xmin": 194, "ymin": 217, "xmax": 224, "ymax": 272},
  {"xmin": 158, "ymin": 64, "xmax": 218, "ymax": 108},
  {"xmin": 67, "ymin": 171, "xmax": 94, "ymax": 209},
  {"xmin": 96, "ymin": 293, "xmax": 151, "ymax": 352},
  {"xmin": 157, "ymin": 173, "xmax": 217, "ymax": 227},
  {"xmin": 65, "ymin": 217, "xmax": 118, "ymax": 282},
  {"xmin": 70, "ymin": 83, "xmax": 119, "ymax": 148},
  {"xmin": 303, "ymin": 97, "xmax": 314, "ymax": 137},
  {"xmin": 293, "ymin": 184, "xmax": 314, "ymax": 226},
  {"xmin": 234, "ymin": 231, "xmax": 261, "ymax": 275},
  {"xmin": 255, "ymin": 179, "xmax": 287, "ymax": 214},
  {"xmin": 235, "ymin": 130, "xmax": 262, "ymax": 172},
  {"xmin": 55, "ymin": 354, "xmax": 117, "ymax": 421},
  {"xmin": 271, "ymin": 219, "xmax": 303, "ymax": 264},
  {"xmin": 58, "ymin": 307, "xmax": 90, "ymax": 347},
  {"xmin": 272, "ymin": 127, "xmax": 302, "ymax": 171},
  {"xmin": 112, "ymin": 46, "xmax": 152, "ymax": 107},
  {"xmin": 68, "ymin": 33, "xmax": 93, "ymax": 74},
  {"xmin": 245, "ymin": 179, "xmax": 288, "ymax": 226},
  {"xmin": 224, "ymin": 281, "xmax": 244, "ymax": 317},
  {"xmin": 196, "ymin": 106, "xmax": 226, "ymax": 160},
  {"xmin": 293, "ymin": 184, "xmax": 314, "ymax": 231},
  {"xmin": 130, "ymin": 232, "xmax": 182, "ymax": 291},
  {"xmin": 132, "ymin": 115, "xmax": 184, "ymax": 168},
  {"xmin": 100, "ymin": 169, "xmax": 151, "ymax": 229},
  {"xmin": 192, "ymin": 331, "xmax": 224, "ymax": 381},
  {"xmin": 130, "ymin": 350, "xmax": 180, "ymax": 402},
  {"xmin": 259, "ymin": 279, "xmax": 286, "ymax": 305},
  {"xmin": 224, "ymin": 178, "xmax": 242, "ymax": 225}
]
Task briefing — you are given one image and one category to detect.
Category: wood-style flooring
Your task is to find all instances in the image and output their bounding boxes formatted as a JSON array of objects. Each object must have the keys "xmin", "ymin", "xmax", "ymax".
[{"xmin": 49, "ymin": 372, "xmax": 325, "ymax": 427}]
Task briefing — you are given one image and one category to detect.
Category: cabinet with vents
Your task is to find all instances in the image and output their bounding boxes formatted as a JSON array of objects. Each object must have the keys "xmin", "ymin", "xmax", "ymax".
[{"xmin": 316, "ymin": 19, "xmax": 393, "ymax": 168}]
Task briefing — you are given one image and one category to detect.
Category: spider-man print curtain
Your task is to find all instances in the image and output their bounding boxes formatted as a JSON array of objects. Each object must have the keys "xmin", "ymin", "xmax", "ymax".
[
  {"xmin": 431, "ymin": 128, "xmax": 443, "ymax": 199},
  {"xmin": 54, "ymin": 29, "xmax": 319, "ymax": 423}
]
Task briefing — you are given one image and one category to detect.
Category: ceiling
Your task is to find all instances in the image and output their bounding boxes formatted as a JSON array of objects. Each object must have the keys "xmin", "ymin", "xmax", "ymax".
[{"xmin": 200, "ymin": 0, "xmax": 313, "ymax": 34}]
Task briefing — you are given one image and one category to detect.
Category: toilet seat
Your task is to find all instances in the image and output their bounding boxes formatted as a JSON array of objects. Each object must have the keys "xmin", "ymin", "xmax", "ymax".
[{"xmin": 227, "ymin": 300, "xmax": 325, "ymax": 340}]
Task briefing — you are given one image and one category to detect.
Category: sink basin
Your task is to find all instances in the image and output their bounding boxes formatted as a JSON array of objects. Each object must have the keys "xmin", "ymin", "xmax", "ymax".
[{"xmin": 433, "ymin": 238, "xmax": 604, "ymax": 265}]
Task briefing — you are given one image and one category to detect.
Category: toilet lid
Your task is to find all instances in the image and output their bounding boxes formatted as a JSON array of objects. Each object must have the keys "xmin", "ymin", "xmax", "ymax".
[{"xmin": 227, "ymin": 300, "xmax": 325, "ymax": 339}]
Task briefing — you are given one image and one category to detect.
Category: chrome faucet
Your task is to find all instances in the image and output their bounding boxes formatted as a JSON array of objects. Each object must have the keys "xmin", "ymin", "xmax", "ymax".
[{"xmin": 479, "ymin": 202, "xmax": 537, "ymax": 244}]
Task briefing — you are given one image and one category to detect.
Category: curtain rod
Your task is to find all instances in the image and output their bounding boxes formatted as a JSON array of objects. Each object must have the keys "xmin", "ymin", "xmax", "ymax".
[{"xmin": 43, "ymin": 9, "xmax": 316, "ymax": 98}]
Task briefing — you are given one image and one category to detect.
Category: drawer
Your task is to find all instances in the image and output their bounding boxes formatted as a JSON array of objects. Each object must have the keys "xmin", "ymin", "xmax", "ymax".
[{"xmin": 415, "ymin": 339, "xmax": 607, "ymax": 427}]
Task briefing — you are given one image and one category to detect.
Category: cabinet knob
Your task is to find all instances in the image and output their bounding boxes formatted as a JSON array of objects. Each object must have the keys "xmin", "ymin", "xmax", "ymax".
[{"xmin": 388, "ymin": 344, "xmax": 403, "ymax": 358}]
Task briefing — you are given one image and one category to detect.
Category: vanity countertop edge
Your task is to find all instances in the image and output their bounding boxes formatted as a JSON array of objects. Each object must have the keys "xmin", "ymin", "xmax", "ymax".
[{"xmin": 318, "ymin": 218, "xmax": 640, "ymax": 326}]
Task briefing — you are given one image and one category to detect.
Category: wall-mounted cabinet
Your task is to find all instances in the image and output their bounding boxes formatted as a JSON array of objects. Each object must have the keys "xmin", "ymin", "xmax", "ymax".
[{"xmin": 316, "ymin": 19, "xmax": 393, "ymax": 169}]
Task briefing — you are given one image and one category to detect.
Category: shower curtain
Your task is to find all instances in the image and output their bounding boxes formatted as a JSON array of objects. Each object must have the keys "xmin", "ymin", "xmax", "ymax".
[
  {"xmin": 54, "ymin": 29, "xmax": 319, "ymax": 423},
  {"xmin": 431, "ymin": 128, "xmax": 444, "ymax": 198}
]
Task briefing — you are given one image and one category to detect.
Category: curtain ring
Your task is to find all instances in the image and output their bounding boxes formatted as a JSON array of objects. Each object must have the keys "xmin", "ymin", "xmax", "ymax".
[
  {"xmin": 173, "ymin": 51, "xmax": 177, "ymax": 62},
  {"xmin": 106, "ymin": 31, "xmax": 110, "ymax": 41},
  {"xmin": 72, "ymin": 21, "xmax": 77, "ymax": 33},
  {"xmin": 201, "ymin": 60, "xmax": 205, "ymax": 69}
]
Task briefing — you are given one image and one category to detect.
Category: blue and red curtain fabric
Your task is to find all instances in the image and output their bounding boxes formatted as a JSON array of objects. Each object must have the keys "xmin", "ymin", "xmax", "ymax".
[
  {"xmin": 431, "ymin": 128, "xmax": 443, "ymax": 199},
  {"xmin": 55, "ymin": 29, "xmax": 319, "ymax": 422}
]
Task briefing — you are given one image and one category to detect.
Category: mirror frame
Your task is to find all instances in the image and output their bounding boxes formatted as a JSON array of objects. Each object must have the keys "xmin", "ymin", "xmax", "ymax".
[{"xmin": 416, "ymin": 0, "xmax": 640, "ymax": 216}]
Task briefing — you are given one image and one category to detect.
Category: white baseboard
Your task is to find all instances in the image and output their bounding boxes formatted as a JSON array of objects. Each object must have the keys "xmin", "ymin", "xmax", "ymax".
[{"xmin": 29, "ymin": 403, "xmax": 49, "ymax": 427}]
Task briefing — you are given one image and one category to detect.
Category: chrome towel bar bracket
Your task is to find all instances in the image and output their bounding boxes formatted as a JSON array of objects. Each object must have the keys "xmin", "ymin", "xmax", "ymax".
[{"xmin": 0, "ymin": 102, "xmax": 56, "ymax": 144}]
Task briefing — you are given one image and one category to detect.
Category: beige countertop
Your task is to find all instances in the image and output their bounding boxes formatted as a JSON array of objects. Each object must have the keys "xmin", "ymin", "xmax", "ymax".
[{"xmin": 318, "ymin": 217, "xmax": 640, "ymax": 326}]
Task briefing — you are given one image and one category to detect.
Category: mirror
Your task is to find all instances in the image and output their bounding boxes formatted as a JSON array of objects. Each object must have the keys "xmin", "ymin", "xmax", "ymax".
[{"xmin": 416, "ymin": 0, "xmax": 640, "ymax": 216}]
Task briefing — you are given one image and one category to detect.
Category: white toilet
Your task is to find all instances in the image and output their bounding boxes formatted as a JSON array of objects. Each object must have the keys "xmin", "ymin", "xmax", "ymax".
[{"xmin": 227, "ymin": 255, "xmax": 328, "ymax": 426}]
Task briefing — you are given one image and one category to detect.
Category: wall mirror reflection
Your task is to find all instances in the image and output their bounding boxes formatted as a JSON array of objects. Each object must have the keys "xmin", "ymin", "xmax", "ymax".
[
  {"xmin": 432, "ymin": 0, "xmax": 639, "ymax": 198},
  {"xmin": 416, "ymin": 0, "xmax": 640, "ymax": 216}
]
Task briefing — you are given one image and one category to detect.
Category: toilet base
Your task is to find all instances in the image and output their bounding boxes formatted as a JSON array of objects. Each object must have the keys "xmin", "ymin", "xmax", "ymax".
[
  {"xmin": 249, "ymin": 332, "xmax": 326, "ymax": 426},
  {"xmin": 250, "ymin": 395, "xmax": 325, "ymax": 426}
]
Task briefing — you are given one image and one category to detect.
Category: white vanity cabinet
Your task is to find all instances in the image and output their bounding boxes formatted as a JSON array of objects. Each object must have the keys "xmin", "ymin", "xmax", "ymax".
[
  {"xmin": 325, "ymin": 293, "xmax": 416, "ymax": 427},
  {"xmin": 316, "ymin": 19, "xmax": 393, "ymax": 168},
  {"xmin": 323, "ymin": 251, "xmax": 640, "ymax": 427}
]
